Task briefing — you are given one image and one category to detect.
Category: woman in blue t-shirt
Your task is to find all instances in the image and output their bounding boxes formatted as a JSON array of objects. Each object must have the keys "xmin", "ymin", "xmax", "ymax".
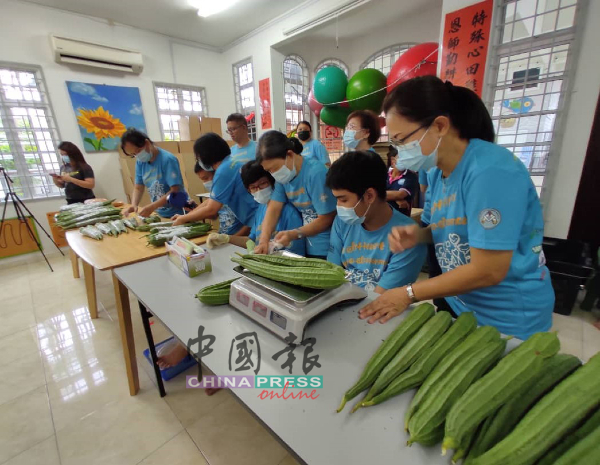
[
  {"xmin": 254, "ymin": 131, "xmax": 337, "ymax": 259},
  {"xmin": 296, "ymin": 121, "xmax": 330, "ymax": 166},
  {"xmin": 359, "ymin": 76, "xmax": 554, "ymax": 340}
]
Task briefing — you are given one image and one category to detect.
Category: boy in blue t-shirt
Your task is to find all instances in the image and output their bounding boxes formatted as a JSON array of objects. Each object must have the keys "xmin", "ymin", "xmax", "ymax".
[
  {"xmin": 326, "ymin": 151, "xmax": 426, "ymax": 293},
  {"xmin": 206, "ymin": 161, "xmax": 306, "ymax": 256}
]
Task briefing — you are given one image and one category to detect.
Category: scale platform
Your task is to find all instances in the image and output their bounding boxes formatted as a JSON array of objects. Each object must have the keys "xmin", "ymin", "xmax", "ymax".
[{"xmin": 229, "ymin": 264, "xmax": 368, "ymax": 341}]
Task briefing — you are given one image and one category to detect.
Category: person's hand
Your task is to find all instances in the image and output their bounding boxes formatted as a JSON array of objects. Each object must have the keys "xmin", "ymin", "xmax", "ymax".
[
  {"xmin": 358, "ymin": 287, "xmax": 411, "ymax": 324},
  {"xmin": 253, "ymin": 242, "xmax": 269, "ymax": 255},
  {"xmin": 206, "ymin": 233, "xmax": 230, "ymax": 249},
  {"xmin": 273, "ymin": 230, "xmax": 293, "ymax": 248},
  {"xmin": 138, "ymin": 204, "xmax": 155, "ymax": 218},
  {"xmin": 61, "ymin": 174, "xmax": 73, "ymax": 183},
  {"xmin": 388, "ymin": 224, "xmax": 420, "ymax": 253},
  {"xmin": 122, "ymin": 205, "xmax": 137, "ymax": 217},
  {"xmin": 396, "ymin": 200, "xmax": 410, "ymax": 210},
  {"xmin": 172, "ymin": 214, "xmax": 188, "ymax": 226}
]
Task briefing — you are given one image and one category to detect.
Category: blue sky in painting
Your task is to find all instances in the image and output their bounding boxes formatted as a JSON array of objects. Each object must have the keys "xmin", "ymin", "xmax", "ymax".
[{"xmin": 66, "ymin": 81, "xmax": 147, "ymax": 152}]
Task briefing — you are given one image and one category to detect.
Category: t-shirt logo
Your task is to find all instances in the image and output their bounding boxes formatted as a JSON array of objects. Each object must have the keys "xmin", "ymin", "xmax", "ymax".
[{"xmin": 479, "ymin": 209, "xmax": 501, "ymax": 229}]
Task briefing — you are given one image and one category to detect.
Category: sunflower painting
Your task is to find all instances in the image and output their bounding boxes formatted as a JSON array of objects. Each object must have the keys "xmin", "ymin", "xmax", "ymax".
[{"xmin": 66, "ymin": 82, "xmax": 147, "ymax": 152}]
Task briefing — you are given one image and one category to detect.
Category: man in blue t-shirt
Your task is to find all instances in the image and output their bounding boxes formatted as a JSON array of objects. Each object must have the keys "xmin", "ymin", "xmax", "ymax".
[
  {"xmin": 326, "ymin": 151, "xmax": 426, "ymax": 293},
  {"xmin": 227, "ymin": 112, "xmax": 257, "ymax": 162},
  {"xmin": 121, "ymin": 128, "xmax": 187, "ymax": 218},
  {"xmin": 206, "ymin": 161, "xmax": 306, "ymax": 256}
]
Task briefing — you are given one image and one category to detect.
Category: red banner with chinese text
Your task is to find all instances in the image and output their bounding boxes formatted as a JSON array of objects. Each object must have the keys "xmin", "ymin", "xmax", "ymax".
[
  {"xmin": 440, "ymin": 0, "xmax": 493, "ymax": 97},
  {"xmin": 259, "ymin": 78, "xmax": 272, "ymax": 130}
]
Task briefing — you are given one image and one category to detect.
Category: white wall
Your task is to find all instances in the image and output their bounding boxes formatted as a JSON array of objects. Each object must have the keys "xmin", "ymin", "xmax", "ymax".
[{"xmin": 0, "ymin": 0, "xmax": 229, "ymax": 252}]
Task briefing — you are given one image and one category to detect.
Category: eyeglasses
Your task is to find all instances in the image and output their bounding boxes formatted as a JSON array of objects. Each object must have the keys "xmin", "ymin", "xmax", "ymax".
[
  {"xmin": 390, "ymin": 124, "xmax": 427, "ymax": 146},
  {"xmin": 248, "ymin": 179, "xmax": 271, "ymax": 193},
  {"xmin": 226, "ymin": 125, "xmax": 244, "ymax": 134},
  {"xmin": 345, "ymin": 125, "xmax": 363, "ymax": 131}
]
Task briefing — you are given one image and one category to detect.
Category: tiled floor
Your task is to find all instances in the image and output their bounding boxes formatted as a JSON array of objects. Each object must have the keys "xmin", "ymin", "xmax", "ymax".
[{"xmin": 0, "ymin": 252, "xmax": 598, "ymax": 465}]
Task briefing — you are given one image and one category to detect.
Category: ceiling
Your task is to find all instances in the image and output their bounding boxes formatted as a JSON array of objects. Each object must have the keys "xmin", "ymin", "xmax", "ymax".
[{"xmin": 22, "ymin": 0, "xmax": 303, "ymax": 49}]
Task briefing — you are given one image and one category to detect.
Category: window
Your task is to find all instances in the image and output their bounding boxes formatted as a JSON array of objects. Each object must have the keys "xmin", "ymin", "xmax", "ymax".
[
  {"xmin": 154, "ymin": 82, "xmax": 207, "ymax": 141},
  {"xmin": 283, "ymin": 55, "xmax": 309, "ymax": 134},
  {"xmin": 233, "ymin": 58, "xmax": 257, "ymax": 141},
  {"xmin": 0, "ymin": 63, "xmax": 62, "ymax": 200},
  {"xmin": 314, "ymin": 59, "xmax": 349, "ymax": 163},
  {"xmin": 360, "ymin": 43, "xmax": 416, "ymax": 142},
  {"xmin": 486, "ymin": 0, "xmax": 581, "ymax": 197}
]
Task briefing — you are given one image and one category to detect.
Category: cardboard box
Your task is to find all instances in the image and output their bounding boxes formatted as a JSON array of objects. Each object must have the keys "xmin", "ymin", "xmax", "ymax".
[
  {"xmin": 119, "ymin": 154, "xmax": 152, "ymax": 207},
  {"xmin": 155, "ymin": 141, "xmax": 179, "ymax": 154},
  {"xmin": 189, "ymin": 116, "xmax": 203, "ymax": 141},
  {"xmin": 203, "ymin": 117, "xmax": 223, "ymax": 137},
  {"xmin": 188, "ymin": 116, "xmax": 223, "ymax": 141},
  {"xmin": 166, "ymin": 240, "xmax": 212, "ymax": 277}
]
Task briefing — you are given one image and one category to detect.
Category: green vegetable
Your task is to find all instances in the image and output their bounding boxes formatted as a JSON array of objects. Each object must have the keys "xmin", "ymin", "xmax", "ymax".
[
  {"xmin": 123, "ymin": 218, "xmax": 139, "ymax": 230},
  {"xmin": 146, "ymin": 224, "xmax": 212, "ymax": 247},
  {"xmin": 94, "ymin": 222, "xmax": 112, "ymax": 235},
  {"xmin": 110, "ymin": 219, "xmax": 127, "ymax": 234},
  {"xmin": 336, "ymin": 303, "xmax": 435, "ymax": 413},
  {"xmin": 465, "ymin": 353, "xmax": 581, "ymax": 464},
  {"xmin": 79, "ymin": 225, "xmax": 103, "ymax": 240},
  {"xmin": 246, "ymin": 239, "xmax": 256, "ymax": 253},
  {"xmin": 407, "ymin": 338, "xmax": 506, "ymax": 446},
  {"xmin": 551, "ymin": 423, "xmax": 600, "ymax": 465},
  {"xmin": 357, "ymin": 311, "xmax": 452, "ymax": 409},
  {"xmin": 196, "ymin": 278, "xmax": 239, "ymax": 305},
  {"xmin": 404, "ymin": 326, "xmax": 501, "ymax": 430},
  {"xmin": 470, "ymin": 352, "xmax": 600, "ymax": 465},
  {"xmin": 358, "ymin": 312, "xmax": 477, "ymax": 410},
  {"xmin": 239, "ymin": 253, "xmax": 345, "ymax": 271},
  {"xmin": 443, "ymin": 332, "xmax": 561, "ymax": 454},
  {"xmin": 143, "ymin": 214, "xmax": 162, "ymax": 224}
]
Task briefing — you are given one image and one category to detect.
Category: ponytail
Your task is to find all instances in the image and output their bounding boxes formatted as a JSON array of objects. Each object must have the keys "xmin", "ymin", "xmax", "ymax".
[
  {"xmin": 382, "ymin": 75, "xmax": 495, "ymax": 143},
  {"xmin": 257, "ymin": 130, "xmax": 303, "ymax": 162}
]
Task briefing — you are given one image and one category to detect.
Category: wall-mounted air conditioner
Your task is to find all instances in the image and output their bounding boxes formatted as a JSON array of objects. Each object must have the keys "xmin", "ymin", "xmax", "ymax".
[{"xmin": 50, "ymin": 35, "xmax": 144, "ymax": 74}]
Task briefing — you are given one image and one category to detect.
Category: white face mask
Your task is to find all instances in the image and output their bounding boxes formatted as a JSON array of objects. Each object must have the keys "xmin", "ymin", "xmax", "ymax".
[
  {"xmin": 251, "ymin": 186, "xmax": 273, "ymax": 204},
  {"xmin": 203, "ymin": 181, "xmax": 213, "ymax": 191},
  {"xmin": 394, "ymin": 126, "xmax": 441, "ymax": 172},
  {"xmin": 271, "ymin": 156, "xmax": 296, "ymax": 184}
]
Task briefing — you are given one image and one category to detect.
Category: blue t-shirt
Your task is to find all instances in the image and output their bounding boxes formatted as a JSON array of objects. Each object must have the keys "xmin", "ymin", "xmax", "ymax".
[
  {"xmin": 135, "ymin": 147, "xmax": 186, "ymax": 218},
  {"xmin": 218, "ymin": 205, "xmax": 243, "ymax": 235},
  {"xmin": 271, "ymin": 158, "xmax": 337, "ymax": 256},
  {"xmin": 230, "ymin": 140, "xmax": 257, "ymax": 160},
  {"xmin": 418, "ymin": 169, "xmax": 429, "ymax": 186},
  {"xmin": 211, "ymin": 154, "xmax": 257, "ymax": 227},
  {"xmin": 328, "ymin": 208, "xmax": 426, "ymax": 291},
  {"xmin": 249, "ymin": 203, "xmax": 306, "ymax": 256},
  {"xmin": 301, "ymin": 139, "xmax": 330, "ymax": 165},
  {"xmin": 424, "ymin": 138, "xmax": 554, "ymax": 339}
]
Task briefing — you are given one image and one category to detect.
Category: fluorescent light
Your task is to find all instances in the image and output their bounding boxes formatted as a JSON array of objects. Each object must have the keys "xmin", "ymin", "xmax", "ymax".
[{"xmin": 191, "ymin": 0, "xmax": 239, "ymax": 17}]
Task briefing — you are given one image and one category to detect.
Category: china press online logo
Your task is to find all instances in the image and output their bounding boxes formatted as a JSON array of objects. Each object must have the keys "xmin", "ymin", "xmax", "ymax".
[{"xmin": 186, "ymin": 375, "xmax": 323, "ymax": 399}]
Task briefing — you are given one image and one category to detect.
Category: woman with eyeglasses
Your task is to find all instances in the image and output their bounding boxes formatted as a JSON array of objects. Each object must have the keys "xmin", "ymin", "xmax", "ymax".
[
  {"xmin": 343, "ymin": 110, "xmax": 381, "ymax": 153},
  {"xmin": 359, "ymin": 76, "xmax": 554, "ymax": 340},
  {"xmin": 296, "ymin": 121, "xmax": 330, "ymax": 166},
  {"xmin": 253, "ymin": 132, "xmax": 337, "ymax": 258}
]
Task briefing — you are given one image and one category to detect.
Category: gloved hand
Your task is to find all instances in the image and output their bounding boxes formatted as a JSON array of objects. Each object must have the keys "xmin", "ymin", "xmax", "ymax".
[{"xmin": 206, "ymin": 233, "xmax": 230, "ymax": 249}]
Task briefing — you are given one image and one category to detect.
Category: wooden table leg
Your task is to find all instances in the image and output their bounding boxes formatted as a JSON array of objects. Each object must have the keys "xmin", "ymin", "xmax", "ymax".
[
  {"xmin": 69, "ymin": 248, "xmax": 80, "ymax": 279},
  {"xmin": 82, "ymin": 261, "xmax": 98, "ymax": 319},
  {"xmin": 112, "ymin": 271, "xmax": 140, "ymax": 396}
]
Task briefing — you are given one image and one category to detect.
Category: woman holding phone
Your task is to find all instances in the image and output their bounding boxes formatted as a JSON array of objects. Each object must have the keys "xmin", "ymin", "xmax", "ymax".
[{"xmin": 51, "ymin": 141, "xmax": 95, "ymax": 204}]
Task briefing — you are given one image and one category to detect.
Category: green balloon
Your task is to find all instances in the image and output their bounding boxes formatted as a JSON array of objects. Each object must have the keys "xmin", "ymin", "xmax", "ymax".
[
  {"xmin": 313, "ymin": 66, "xmax": 348, "ymax": 105},
  {"xmin": 346, "ymin": 68, "xmax": 388, "ymax": 112},
  {"xmin": 320, "ymin": 105, "xmax": 352, "ymax": 129}
]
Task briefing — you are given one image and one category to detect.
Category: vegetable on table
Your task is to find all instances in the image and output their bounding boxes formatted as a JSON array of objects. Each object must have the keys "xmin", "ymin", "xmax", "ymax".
[
  {"xmin": 552, "ymin": 422, "xmax": 600, "ymax": 465},
  {"xmin": 196, "ymin": 278, "xmax": 240, "ymax": 305},
  {"xmin": 79, "ymin": 225, "xmax": 103, "ymax": 240},
  {"xmin": 146, "ymin": 223, "xmax": 212, "ymax": 247}
]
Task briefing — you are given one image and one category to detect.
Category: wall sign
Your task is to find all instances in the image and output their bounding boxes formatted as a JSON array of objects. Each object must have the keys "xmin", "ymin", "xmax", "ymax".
[{"xmin": 259, "ymin": 78, "xmax": 272, "ymax": 130}]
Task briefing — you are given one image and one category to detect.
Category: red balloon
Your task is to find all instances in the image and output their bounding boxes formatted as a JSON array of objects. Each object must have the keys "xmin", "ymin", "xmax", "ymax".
[
  {"xmin": 379, "ymin": 116, "xmax": 386, "ymax": 128},
  {"xmin": 308, "ymin": 89, "xmax": 323, "ymax": 117},
  {"xmin": 340, "ymin": 99, "xmax": 350, "ymax": 108},
  {"xmin": 387, "ymin": 42, "xmax": 439, "ymax": 92}
]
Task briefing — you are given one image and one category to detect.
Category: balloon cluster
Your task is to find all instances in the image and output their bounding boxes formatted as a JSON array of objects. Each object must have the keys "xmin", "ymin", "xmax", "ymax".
[{"xmin": 309, "ymin": 43, "xmax": 439, "ymax": 129}]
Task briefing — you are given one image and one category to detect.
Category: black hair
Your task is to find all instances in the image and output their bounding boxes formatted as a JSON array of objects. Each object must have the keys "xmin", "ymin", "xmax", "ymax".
[
  {"xmin": 326, "ymin": 150, "xmax": 387, "ymax": 200},
  {"xmin": 120, "ymin": 127, "xmax": 152, "ymax": 151},
  {"xmin": 296, "ymin": 120, "xmax": 312, "ymax": 131},
  {"xmin": 194, "ymin": 161, "xmax": 202, "ymax": 174},
  {"xmin": 257, "ymin": 130, "xmax": 303, "ymax": 162},
  {"xmin": 382, "ymin": 76, "xmax": 495, "ymax": 143},
  {"xmin": 386, "ymin": 145, "xmax": 398, "ymax": 169},
  {"xmin": 347, "ymin": 110, "xmax": 381, "ymax": 146},
  {"xmin": 240, "ymin": 160, "xmax": 275, "ymax": 189},
  {"xmin": 193, "ymin": 133, "xmax": 231, "ymax": 167},
  {"xmin": 226, "ymin": 113, "xmax": 248, "ymax": 127},
  {"xmin": 58, "ymin": 141, "xmax": 89, "ymax": 169}
]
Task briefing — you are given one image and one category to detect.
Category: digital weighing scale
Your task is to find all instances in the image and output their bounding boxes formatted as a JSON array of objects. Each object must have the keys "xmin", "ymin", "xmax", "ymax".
[{"xmin": 229, "ymin": 258, "xmax": 368, "ymax": 341}]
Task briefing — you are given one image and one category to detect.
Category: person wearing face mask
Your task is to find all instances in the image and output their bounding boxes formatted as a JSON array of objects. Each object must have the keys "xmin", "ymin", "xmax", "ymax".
[
  {"xmin": 120, "ymin": 128, "xmax": 187, "ymax": 218},
  {"xmin": 193, "ymin": 162, "xmax": 248, "ymax": 237},
  {"xmin": 253, "ymin": 131, "xmax": 337, "ymax": 259},
  {"xmin": 226, "ymin": 113, "xmax": 257, "ymax": 160},
  {"xmin": 326, "ymin": 151, "xmax": 425, "ymax": 293},
  {"xmin": 206, "ymin": 161, "xmax": 306, "ymax": 255},
  {"xmin": 343, "ymin": 110, "xmax": 381, "ymax": 153},
  {"xmin": 172, "ymin": 133, "xmax": 257, "ymax": 228},
  {"xmin": 296, "ymin": 121, "xmax": 330, "ymax": 166},
  {"xmin": 51, "ymin": 141, "xmax": 95, "ymax": 204},
  {"xmin": 359, "ymin": 76, "xmax": 554, "ymax": 340},
  {"xmin": 386, "ymin": 145, "xmax": 418, "ymax": 216}
]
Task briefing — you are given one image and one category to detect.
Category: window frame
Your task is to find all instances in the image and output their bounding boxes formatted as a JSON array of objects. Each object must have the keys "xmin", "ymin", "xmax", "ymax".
[
  {"xmin": 0, "ymin": 61, "xmax": 62, "ymax": 201},
  {"xmin": 232, "ymin": 57, "xmax": 257, "ymax": 141},
  {"xmin": 153, "ymin": 81, "xmax": 208, "ymax": 141},
  {"xmin": 283, "ymin": 54, "xmax": 310, "ymax": 134},
  {"xmin": 359, "ymin": 43, "xmax": 418, "ymax": 76}
]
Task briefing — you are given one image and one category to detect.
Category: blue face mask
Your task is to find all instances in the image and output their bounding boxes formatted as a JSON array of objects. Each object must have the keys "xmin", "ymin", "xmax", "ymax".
[
  {"xmin": 137, "ymin": 150, "xmax": 152, "ymax": 163},
  {"xmin": 343, "ymin": 130, "xmax": 361, "ymax": 149},
  {"xmin": 271, "ymin": 156, "xmax": 296, "ymax": 184},
  {"xmin": 61, "ymin": 155, "xmax": 70, "ymax": 164},
  {"xmin": 197, "ymin": 159, "xmax": 214, "ymax": 172},
  {"xmin": 252, "ymin": 186, "xmax": 273, "ymax": 205},
  {"xmin": 336, "ymin": 197, "xmax": 371, "ymax": 225},
  {"xmin": 394, "ymin": 127, "xmax": 441, "ymax": 172},
  {"xmin": 203, "ymin": 181, "xmax": 213, "ymax": 192}
]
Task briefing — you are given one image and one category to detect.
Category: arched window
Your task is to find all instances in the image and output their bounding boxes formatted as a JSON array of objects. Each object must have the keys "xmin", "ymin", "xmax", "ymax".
[
  {"xmin": 360, "ymin": 43, "xmax": 417, "ymax": 142},
  {"xmin": 314, "ymin": 58, "xmax": 349, "ymax": 163},
  {"xmin": 283, "ymin": 54, "xmax": 309, "ymax": 133}
]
